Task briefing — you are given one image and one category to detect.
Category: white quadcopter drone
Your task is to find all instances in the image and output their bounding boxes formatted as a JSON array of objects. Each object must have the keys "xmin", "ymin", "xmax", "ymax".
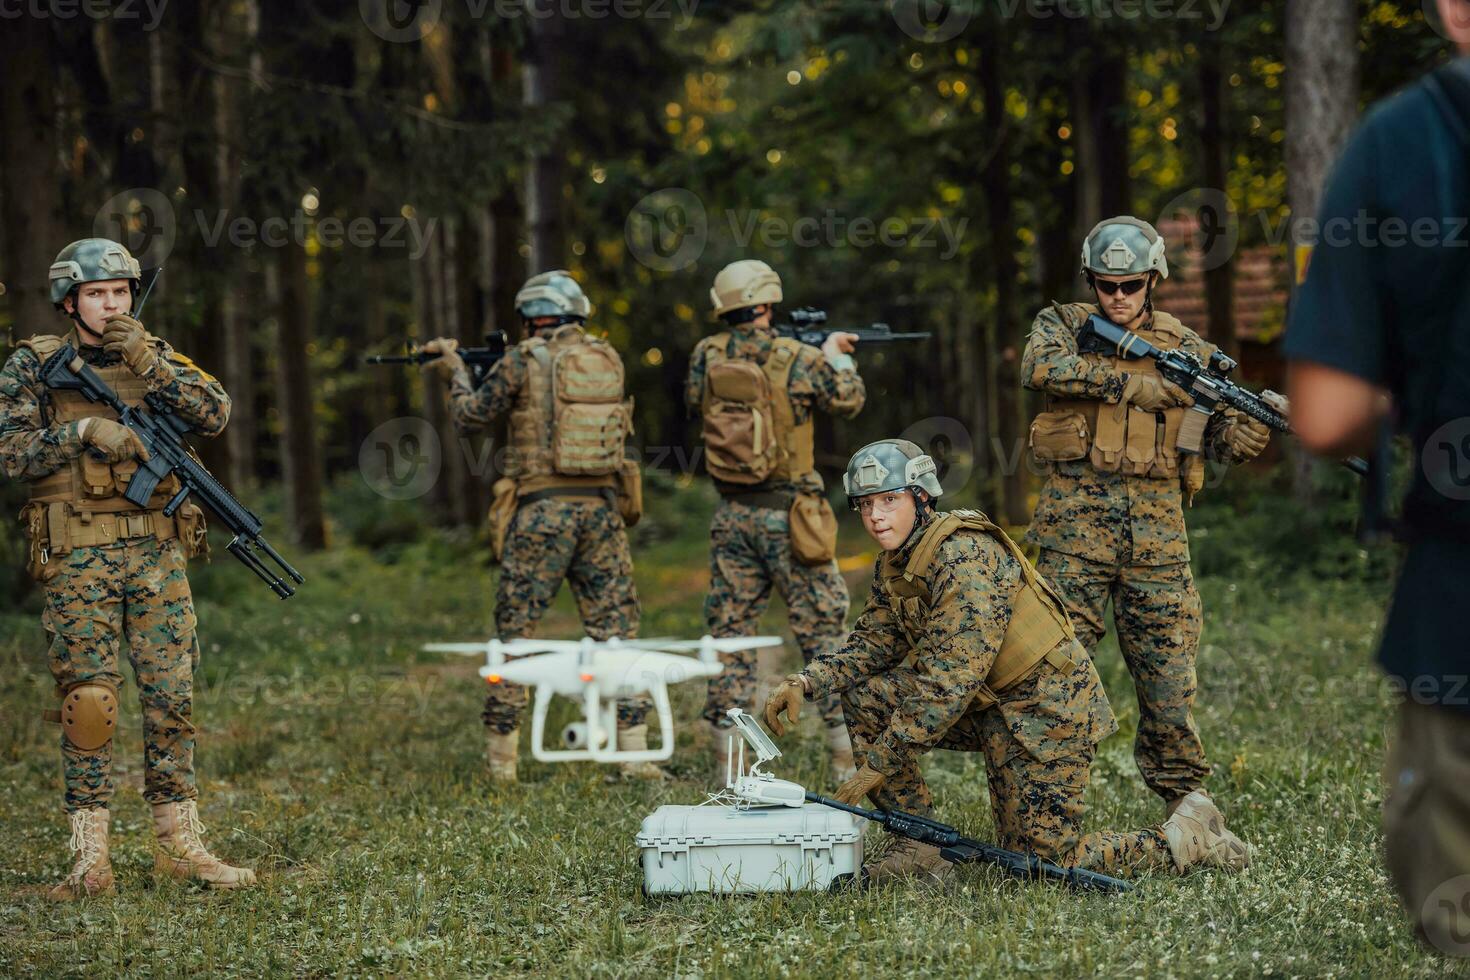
[{"xmin": 423, "ymin": 635, "xmax": 783, "ymax": 764}]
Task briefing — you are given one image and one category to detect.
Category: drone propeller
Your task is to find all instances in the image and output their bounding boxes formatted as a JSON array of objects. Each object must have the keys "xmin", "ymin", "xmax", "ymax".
[
  {"xmin": 640, "ymin": 635, "xmax": 785, "ymax": 653},
  {"xmin": 422, "ymin": 638, "xmax": 584, "ymax": 658}
]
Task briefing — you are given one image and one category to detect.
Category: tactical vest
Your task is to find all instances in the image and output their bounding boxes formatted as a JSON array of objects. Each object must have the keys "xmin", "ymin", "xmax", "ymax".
[
  {"xmin": 1036, "ymin": 304, "xmax": 1215, "ymax": 484},
  {"xmin": 17, "ymin": 333, "xmax": 199, "ymax": 554},
  {"xmin": 879, "ymin": 509, "xmax": 1078, "ymax": 712},
  {"xmin": 505, "ymin": 324, "xmax": 630, "ymax": 494},
  {"xmin": 700, "ymin": 332, "xmax": 814, "ymax": 485}
]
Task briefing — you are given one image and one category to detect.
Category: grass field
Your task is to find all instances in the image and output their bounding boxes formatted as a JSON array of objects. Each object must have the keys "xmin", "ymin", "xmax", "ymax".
[{"xmin": 0, "ymin": 480, "xmax": 1465, "ymax": 977}]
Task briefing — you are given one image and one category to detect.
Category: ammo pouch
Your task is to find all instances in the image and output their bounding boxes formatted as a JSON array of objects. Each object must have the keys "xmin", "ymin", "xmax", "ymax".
[
  {"xmin": 789, "ymin": 493, "xmax": 837, "ymax": 566},
  {"xmin": 1028, "ymin": 410, "xmax": 1089, "ymax": 463},
  {"xmin": 20, "ymin": 502, "xmax": 58, "ymax": 583},
  {"xmin": 174, "ymin": 503, "xmax": 211, "ymax": 561},
  {"xmin": 615, "ymin": 458, "xmax": 644, "ymax": 528},
  {"xmin": 488, "ymin": 477, "xmax": 520, "ymax": 563}
]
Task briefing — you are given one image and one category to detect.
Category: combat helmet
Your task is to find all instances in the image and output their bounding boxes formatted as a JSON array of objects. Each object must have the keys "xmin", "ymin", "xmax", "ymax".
[
  {"xmin": 515, "ymin": 270, "xmax": 592, "ymax": 324},
  {"xmin": 843, "ymin": 439, "xmax": 943, "ymax": 510},
  {"xmin": 49, "ymin": 238, "xmax": 141, "ymax": 309},
  {"xmin": 709, "ymin": 259, "xmax": 782, "ymax": 322},
  {"xmin": 1079, "ymin": 217, "xmax": 1169, "ymax": 280}
]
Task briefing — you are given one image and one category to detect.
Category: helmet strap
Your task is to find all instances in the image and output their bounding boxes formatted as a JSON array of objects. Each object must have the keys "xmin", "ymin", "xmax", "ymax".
[{"xmin": 720, "ymin": 305, "xmax": 761, "ymax": 326}]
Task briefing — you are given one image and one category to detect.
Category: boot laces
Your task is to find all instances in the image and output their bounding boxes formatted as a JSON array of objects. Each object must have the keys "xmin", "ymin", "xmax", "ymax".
[
  {"xmin": 65, "ymin": 810, "xmax": 103, "ymax": 879},
  {"xmin": 177, "ymin": 801, "xmax": 209, "ymax": 855}
]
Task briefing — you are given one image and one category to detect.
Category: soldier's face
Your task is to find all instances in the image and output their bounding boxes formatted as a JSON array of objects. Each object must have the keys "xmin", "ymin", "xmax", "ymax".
[
  {"xmin": 858, "ymin": 490, "xmax": 918, "ymax": 550},
  {"xmin": 1092, "ymin": 273, "xmax": 1151, "ymax": 325},
  {"xmin": 64, "ymin": 280, "xmax": 133, "ymax": 342}
]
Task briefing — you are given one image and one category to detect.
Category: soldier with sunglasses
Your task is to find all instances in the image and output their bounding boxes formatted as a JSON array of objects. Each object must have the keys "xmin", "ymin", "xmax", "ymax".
[{"xmin": 1018, "ymin": 217, "xmax": 1270, "ymax": 830}]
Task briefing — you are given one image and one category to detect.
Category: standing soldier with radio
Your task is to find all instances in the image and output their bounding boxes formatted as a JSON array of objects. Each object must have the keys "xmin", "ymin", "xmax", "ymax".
[
  {"xmin": 685, "ymin": 259, "xmax": 866, "ymax": 782},
  {"xmin": 1020, "ymin": 218, "xmax": 1271, "ymax": 826},
  {"xmin": 0, "ymin": 238, "xmax": 255, "ymax": 899},
  {"xmin": 421, "ymin": 270, "xmax": 657, "ymax": 780}
]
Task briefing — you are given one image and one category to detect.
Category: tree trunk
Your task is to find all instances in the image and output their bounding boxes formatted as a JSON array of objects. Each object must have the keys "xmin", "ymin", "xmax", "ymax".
[
  {"xmin": 1285, "ymin": 0, "xmax": 1359, "ymax": 494},
  {"xmin": 980, "ymin": 29, "xmax": 1028, "ymax": 526},
  {"xmin": 0, "ymin": 18, "xmax": 63, "ymax": 337},
  {"xmin": 1070, "ymin": 40, "xmax": 1131, "ymax": 247},
  {"xmin": 1198, "ymin": 41, "xmax": 1237, "ymax": 361},
  {"xmin": 523, "ymin": 4, "xmax": 566, "ymax": 272},
  {"xmin": 273, "ymin": 241, "xmax": 327, "ymax": 549},
  {"xmin": 412, "ymin": 229, "xmax": 454, "ymax": 521}
]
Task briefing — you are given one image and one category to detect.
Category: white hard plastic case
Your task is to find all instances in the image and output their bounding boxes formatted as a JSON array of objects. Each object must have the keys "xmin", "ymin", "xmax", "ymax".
[{"xmin": 637, "ymin": 803, "xmax": 863, "ymax": 895}]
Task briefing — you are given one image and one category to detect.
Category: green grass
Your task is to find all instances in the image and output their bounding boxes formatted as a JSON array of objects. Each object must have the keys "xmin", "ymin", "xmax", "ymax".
[{"xmin": 0, "ymin": 482, "xmax": 1464, "ymax": 977}]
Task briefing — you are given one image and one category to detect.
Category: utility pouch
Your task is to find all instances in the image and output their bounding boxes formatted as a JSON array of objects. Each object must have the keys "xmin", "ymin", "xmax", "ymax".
[
  {"xmin": 175, "ymin": 503, "xmax": 211, "ymax": 561},
  {"xmin": 80, "ymin": 454, "xmax": 116, "ymax": 499},
  {"xmin": 20, "ymin": 501, "xmax": 59, "ymax": 583},
  {"xmin": 1151, "ymin": 409, "xmax": 1185, "ymax": 478},
  {"xmin": 1089, "ymin": 403, "xmax": 1126, "ymax": 473},
  {"xmin": 488, "ymin": 477, "xmax": 519, "ymax": 563},
  {"xmin": 615, "ymin": 458, "xmax": 644, "ymax": 528},
  {"xmin": 1123, "ymin": 407, "xmax": 1159, "ymax": 476},
  {"xmin": 789, "ymin": 493, "xmax": 838, "ymax": 566},
  {"xmin": 1028, "ymin": 411, "xmax": 1089, "ymax": 463}
]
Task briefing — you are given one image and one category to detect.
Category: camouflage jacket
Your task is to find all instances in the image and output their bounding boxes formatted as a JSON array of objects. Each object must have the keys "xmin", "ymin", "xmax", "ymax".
[
  {"xmin": 800, "ymin": 517, "xmax": 1100, "ymax": 775},
  {"xmin": 1020, "ymin": 302, "xmax": 1254, "ymax": 566},
  {"xmin": 444, "ymin": 346, "xmax": 530, "ymax": 434},
  {"xmin": 684, "ymin": 323, "xmax": 866, "ymax": 495},
  {"xmin": 0, "ymin": 330, "xmax": 230, "ymax": 482}
]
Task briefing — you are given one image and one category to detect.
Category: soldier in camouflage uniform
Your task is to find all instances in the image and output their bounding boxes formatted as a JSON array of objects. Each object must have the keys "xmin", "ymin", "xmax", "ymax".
[
  {"xmin": 1020, "ymin": 218, "xmax": 1271, "ymax": 822},
  {"xmin": 765, "ymin": 439, "xmax": 1250, "ymax": 886},
  {"xmin": 422, "ymin": 271, "xmax": 657, "ymax": 780},
  {"xmin": 0, "ymin": 239, "xmax": 255, "ymax": 899},
  {"xmin": 686, "ymin": 259, "xmax": 865, "ymax": 782}
]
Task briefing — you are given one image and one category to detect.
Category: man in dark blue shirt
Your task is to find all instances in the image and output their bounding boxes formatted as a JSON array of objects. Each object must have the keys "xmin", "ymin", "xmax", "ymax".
[{"xmin": 1285, "ymin": 2, "xmax": 1470, "ymax": 954}]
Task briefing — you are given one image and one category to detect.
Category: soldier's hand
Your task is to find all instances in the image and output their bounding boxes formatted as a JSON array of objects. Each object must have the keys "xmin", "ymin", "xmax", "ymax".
[
  {"xmin": 833, "ymin": 764, "xmax": 886, "ymax": 807},
  {"xmin": 102, "ymin": 314, "xmax": 157, "ymax": 377},
  {"xmin": 821, "ymin": 331, "xmax": 859, "ymax": 359},
  {"xmin": 763, "ymin": 674, "xmax": 807, "ymax": 736},
  {"xmin": 79, "ymin": 418, "xmax": 150, "ymax": 463},
  {"xmin": 1122, "ymin": 372, "xmax": 1192, "ymax": 412},
  {"xmin": 420, "ymin": 338, "xmax": 464, "ymax": 381},
  {"xmin": 1222, "ymin": 409, "xmax": 1271, "ymax": 460}
]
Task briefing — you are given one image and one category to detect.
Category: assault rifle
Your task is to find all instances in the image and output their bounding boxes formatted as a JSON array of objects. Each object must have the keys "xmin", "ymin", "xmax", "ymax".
[
  {"xmin": 364, "ymin": 331, "xmax": 509, "ymax": 387},
  {"xmin": 1079, "ymin": 314, "xmax": 1369, "ymax": 476},
  {"xmin": 806, "ymin": 792, "xmax": 1133, "ymax": 894},
  {"xmin": 39, "ymin": 347, "xmax": 305, "ymax": 599},
  {"xmin": 775, "ymin": 308, "xmax": 930, "ymax": 347}
]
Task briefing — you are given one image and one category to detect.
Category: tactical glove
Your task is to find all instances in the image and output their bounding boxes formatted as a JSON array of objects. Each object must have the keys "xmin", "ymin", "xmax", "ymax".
[
  {"xmin": 1120, "ymin": 372, "xmax": 1192, "ymax": 412},
  {"xmin": 80, "ymin": 418, "xmax": 150, "ymax": 463},
  {"xmin": 833, "ymin": 764, "xmax": 886, "ymax": 807},
  {"xmin": 102, "ymin": 315, "xmax": 157, "ymax": 377},
  {"xmin": 764, "ymin": 674, "xmax": 807, "ymax": 736},
  {"xmin": 1221, "ymin": 409, "xmax": 1271, "ymax": 460},
  {"xmin": 420, "ymin": 337, "xmax": 465, "ymax": 381}
]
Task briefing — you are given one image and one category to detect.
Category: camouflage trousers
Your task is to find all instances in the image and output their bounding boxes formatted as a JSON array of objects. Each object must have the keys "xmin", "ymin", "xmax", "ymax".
[
  {"xmin": 485, "ymin": 496, "xmax": 648, "ymax": 734},
  {"xmin": 842, "ymin": 655, "xmax": 1169, "ymax": 876},
  {"xmin": 41, "ymin": 537, "xmax": 200, "ymax": 813},
  {"xmin": 701, "ymin": 499, "xmax": 847, "ymax": 728},
  {"xmin": 1036, "ymin": 549, "xmax": 1207, "ymax": 805}
]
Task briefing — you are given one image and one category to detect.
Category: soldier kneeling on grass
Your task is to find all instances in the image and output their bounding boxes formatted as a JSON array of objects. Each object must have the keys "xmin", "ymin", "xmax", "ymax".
[{"xmin": 763, "ymin": 438, "xmax": 1251, "ymax": 886}]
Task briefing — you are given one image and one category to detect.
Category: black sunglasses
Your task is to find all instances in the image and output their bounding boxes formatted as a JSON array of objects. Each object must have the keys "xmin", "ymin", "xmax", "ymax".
[{"xmin": 1092, "ymin": 277, "xmax": 1149, "ymax": 297}]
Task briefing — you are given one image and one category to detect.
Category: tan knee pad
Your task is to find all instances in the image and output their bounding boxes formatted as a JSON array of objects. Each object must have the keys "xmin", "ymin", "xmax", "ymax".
[{"xmin": 58, "ymin": 682, "xmax": 119, "ymax": 750}]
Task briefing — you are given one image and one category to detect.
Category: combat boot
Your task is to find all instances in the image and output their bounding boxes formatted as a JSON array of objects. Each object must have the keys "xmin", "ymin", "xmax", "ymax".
[
  {"xmin": 485, "ymin": 727, "xmax": 519, "ymax": 782},
  {"xmin": 616, "ymin": 723, "xmax": 670, "ymax": 780},
  {"xmin": 1162, "ymin": 791, "xmax": 1251, "ymax": 872},
  {"xmin": 152, "ymin": 800, "xmax": 257, "ymax": 889},
  {"xmin": 47, "ymin": 807, "xmax": 115, "ymax": 901},
  {"xmin": 861, "ymin": 837, "xmax": 953, "ymax": 889},
  {"xmin": 826, "ymin": 723, "xmax": 857, "ymax": 782}
]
